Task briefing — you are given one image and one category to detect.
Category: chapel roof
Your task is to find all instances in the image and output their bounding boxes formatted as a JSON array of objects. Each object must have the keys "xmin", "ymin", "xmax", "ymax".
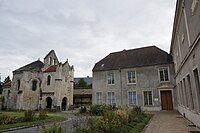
[{"xmin": 13, "ymin": 60, "xmax": 44, "ymax": 74}]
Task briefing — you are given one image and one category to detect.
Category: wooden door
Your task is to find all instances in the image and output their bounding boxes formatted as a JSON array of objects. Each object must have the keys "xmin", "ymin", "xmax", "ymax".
[{"xmin": 161, "ymin": 90, "xmax": 173, "ymax": 110}]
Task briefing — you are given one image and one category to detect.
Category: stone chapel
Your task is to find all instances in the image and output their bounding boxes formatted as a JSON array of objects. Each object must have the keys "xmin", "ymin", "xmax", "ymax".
[{"xmin": 3, "ymin": 50, "xmax": 74, "ymax": 110}]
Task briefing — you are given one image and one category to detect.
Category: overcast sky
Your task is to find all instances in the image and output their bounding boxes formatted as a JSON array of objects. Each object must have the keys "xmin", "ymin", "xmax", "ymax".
[{"xmin": 0, "ymin": 0, "xmax": 176, "ymax": 81}]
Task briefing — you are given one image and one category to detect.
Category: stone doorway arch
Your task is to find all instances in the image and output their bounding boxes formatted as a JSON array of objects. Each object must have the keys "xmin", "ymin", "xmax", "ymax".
[
  {"xmin": 62, "ymin": 97, "xmax": 67, "ymax": 111},
  {"xmin": 46, "ymin": 97, "xmax": 52, "ymax": 109}
]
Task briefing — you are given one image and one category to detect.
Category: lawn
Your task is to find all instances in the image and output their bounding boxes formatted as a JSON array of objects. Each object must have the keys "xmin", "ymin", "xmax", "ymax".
[{"xmin": 0, "ymin": 110, "xmax": 66, "ymax": 131}]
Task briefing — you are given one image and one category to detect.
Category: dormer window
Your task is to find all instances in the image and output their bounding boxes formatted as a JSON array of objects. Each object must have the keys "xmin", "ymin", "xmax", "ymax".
[{"xmin": 47, "ymin": 75, "xmax": 51, "ymax": 85}]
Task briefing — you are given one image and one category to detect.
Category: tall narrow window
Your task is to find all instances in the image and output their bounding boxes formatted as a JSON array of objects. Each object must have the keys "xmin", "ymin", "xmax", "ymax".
[
  {"xmin": 193, "ymin": 68, "xmax": 200, "ymax": 112},
  {"xmin": 183, "ymin": 78, "xmax": 189, "ymax": 107},
  {"xmin": 32, "ymin": 80, "xmax": 37, "ymax": 91},
  {"xmin": 47, "ymin": 75, "xmax": 51, "ymax": 85},
  {"xmin": 96, "ymin": 92, "xmax": 102, "ymax": 104},
  {"xmin": 54, "ymin": 58, "xmax": 56, "ymax": 65},
  {"xmin": 107, "ymin": 73, "xmax": 114, "ymax": 85},
  {"xmin": 187, "ymin": 75, "xmax": 194, "ymax": 110},
  {"xmin": 143, "ymin": 91, "xmax": 153, "ymax": 106},
  {"xmin": 49, "ymin": 57, "xmax": 52, "ymax": 65},
  {"xmin": 108, "ymin": 92, "xmax": 115, "ymax": 105},
  {"xmin": 177, "ymin": 83, "xmax": 182, "ymax": 105},
  {"xmin": 128, "ymin": 91, "xmax": 137, "ymax": 106},
  {"xmin": 180, "ymin": 81, "xmax": 186, "ymax": 106},
  {"xmin": 159, "ymin": 68, "xmax": 169, "ymax": 82},
  {"xmin": 127, "ymin": 71, "xmax": 136, "ymax": 84},
  {"xmin": 17, "ymin": 80, "xmax": 20, "ymax": 90}
]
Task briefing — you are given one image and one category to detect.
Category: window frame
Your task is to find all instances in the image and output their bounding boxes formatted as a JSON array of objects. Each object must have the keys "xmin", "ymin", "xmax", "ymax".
[
  {"xmin": 158, "ymin": 67, "xmax": 170, "ymax": 82},
  {"xmin": 107, "ymin": 72, "xmax": 115, "ymax": 85},
  {"xmin": 96, "ymin": 92, "xmax": 103, "ymax": 105},
  {"xmin": 143, "ymin": 90, "xmax": 153, "ymax": 106},
  {"xmin": 127, "ymin": 71, "xmax": 136, "ymax": 84},
  {"xmin": 128, "ymin": 91, "xmax": 137, "ymax": 106},
  {"xmin": 107, "ymin": 92, "xmax": 115, "ymax": 105}
]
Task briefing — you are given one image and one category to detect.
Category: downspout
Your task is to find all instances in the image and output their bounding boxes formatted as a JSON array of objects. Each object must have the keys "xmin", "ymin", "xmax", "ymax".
[{"xmin": 119, "ymin": 68, "xmax": 123, "ymax": 106}]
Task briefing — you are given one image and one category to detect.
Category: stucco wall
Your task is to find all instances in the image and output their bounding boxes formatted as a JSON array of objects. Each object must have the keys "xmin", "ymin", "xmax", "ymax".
[{"xmin": 93, "ymin": 63, "xmax": 175, "ymax": 111}]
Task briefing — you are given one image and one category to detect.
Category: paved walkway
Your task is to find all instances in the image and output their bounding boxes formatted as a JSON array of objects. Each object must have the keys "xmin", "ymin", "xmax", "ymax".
[
  {"xmin": 143, "ymin": 111, "xmax": 200, "ymax": 133},
  {"xmin": 4, "ymin": 112, "xmax": 87, "ymax": 133}
]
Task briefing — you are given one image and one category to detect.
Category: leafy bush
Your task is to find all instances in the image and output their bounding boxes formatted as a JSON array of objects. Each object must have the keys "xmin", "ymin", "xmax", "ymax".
[
  {"xmin": 39, "ymin": 110, "xmax": 48, "ymax": 120},
  {"xmin": 0, "ymin": 114, "xmax": 17, "ymax": 125},
  {"xmin": 89, "ymin": 104, "xmax": 116, "ymax": 116},
  {"xmin": 116, "ymin": 110, "xmax": 129, "ymax": 125},
  {"xmin": 42, "ymin": 124, "xmax": 64, "ymax": 133},
  {"xmin": 89, "ymin": 105, "xmax": 103, "ymax": 116},
  {"xmin": 24, "ymin": 109, "xmax": 35, "ymax": 122}
]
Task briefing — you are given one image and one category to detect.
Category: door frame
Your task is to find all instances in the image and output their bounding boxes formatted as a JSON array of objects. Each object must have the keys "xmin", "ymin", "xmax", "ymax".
[{"xmin": 158, "ymin": 89, "xmax": 174, "ymax": 110}]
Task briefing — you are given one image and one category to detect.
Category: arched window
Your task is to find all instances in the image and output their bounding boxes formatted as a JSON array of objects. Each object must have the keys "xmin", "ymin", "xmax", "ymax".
[
  {"xmin": 47, "ymin": 75, "xmax": 51, "ymax": 85},
  {"xmin": 17, "ymin": 80, "xmax": 20, "ymax": 90},
  {"xmin": 32, "ymin": 80, "xmax": 37, "ymax": 91}
]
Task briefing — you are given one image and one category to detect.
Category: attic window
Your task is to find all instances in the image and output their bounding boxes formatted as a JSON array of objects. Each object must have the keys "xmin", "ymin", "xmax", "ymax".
[{"xmin": 101, "ymin": 64, "xmax": 105, "ymax": 68}]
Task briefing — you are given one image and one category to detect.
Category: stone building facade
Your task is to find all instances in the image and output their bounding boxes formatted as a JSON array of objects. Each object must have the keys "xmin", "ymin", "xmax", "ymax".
[
  {"xmin": 4, "ymin": 50, "xmax": 74, "ymax": 110},
  {"xmin": 170, "ymin": 0, "xmax": 200, "ymax": 127},
  {"xmin": 92, "ymin": 46, "xmax": 176, "ymax": 111}
]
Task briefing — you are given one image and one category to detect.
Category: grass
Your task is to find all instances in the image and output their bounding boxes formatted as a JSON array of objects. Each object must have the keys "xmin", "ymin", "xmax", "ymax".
[{"xmin": 0, "ymin": 111, "xmax": 66, "ymax": 131}]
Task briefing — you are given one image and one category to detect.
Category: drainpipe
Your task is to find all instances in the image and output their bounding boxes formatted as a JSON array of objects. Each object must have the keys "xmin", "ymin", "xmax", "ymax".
[{"xmin": 119, "ymin": 68, "xmax": 123, "ymax": 106}]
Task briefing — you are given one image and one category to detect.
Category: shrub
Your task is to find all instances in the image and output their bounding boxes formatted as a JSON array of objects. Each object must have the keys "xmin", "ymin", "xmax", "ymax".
[
  {"xmin": 116, "ymin": 110, "xmax": 129, "ymax": 125},
  {"xmin": 42, "ymin": 124, "xmax": 65, "ymax": 133},
  {"xmin": 89, "ymin": 105, "xmax": 103, "ymax": 116},
  {"xmin": 0, "ymin": 114, "xmax": 17, "ymax": 125},
  {"xmin": 89, "ymin": 104, "xmax": 116, "ymax": 116},
  {"xmin": 39, "ymin": 109, "xmax": 48, "ymax": 120},
  {"xmin": 79, "ymin": 106, "xmax": 87, "ymax": 113},
  {"xmin": 134, "ymin": 106, "xmax": 141, "ymax": 113},
  {"xmin": 24, "ymin": 109, "xmax": 35, "ymax": 122}
]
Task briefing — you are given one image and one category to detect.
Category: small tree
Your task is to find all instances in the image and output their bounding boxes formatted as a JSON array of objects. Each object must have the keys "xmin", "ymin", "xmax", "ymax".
[{"xmin": 76, "ymin": 78, "xmax": 87, "ymax": 88}]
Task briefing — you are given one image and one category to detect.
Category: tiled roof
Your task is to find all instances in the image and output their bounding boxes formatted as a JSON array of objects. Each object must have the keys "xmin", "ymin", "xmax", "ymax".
[
  {"xmin": 93, "ymin": 46, "xmax": 173, "ymax": 71},
  {"xmin": 3, "ymin": 81, "xmax": 11, "ymax": 88},
  {"xmin": 43, "ymin": 65, "xmax": 57, "ymax": 73},
  {"xmin": 13, "ymin": 60, "xmax": 44, "ymax": 74}
]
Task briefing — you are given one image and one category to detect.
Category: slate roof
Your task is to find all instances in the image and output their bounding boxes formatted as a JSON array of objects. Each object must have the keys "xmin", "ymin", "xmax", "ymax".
[
  {"xmin": 13, "ymin": 60, "xmax": 44, "ymax": 74},
  {"xmin": 93, "ymin": 46, "xmax": 173, "ymax": 71},
  {"xmin": 43, "ymin": 65, "xmax": 57, "ymax": 73}
]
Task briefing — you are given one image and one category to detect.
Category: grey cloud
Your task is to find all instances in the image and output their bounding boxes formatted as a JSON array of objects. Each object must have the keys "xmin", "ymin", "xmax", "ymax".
[{"xmin": 0, "ymin": 0, "xmax": 176, "ymax": 80}]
